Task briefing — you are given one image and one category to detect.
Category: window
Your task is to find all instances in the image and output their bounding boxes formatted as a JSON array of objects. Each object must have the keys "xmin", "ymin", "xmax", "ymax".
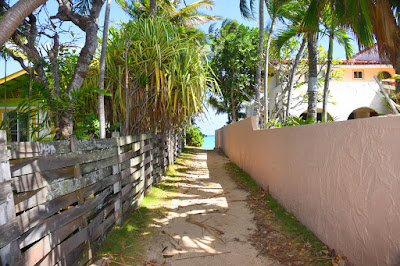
[
  {"xmin": 3, "ymin": 111, "xmax": 29, "ymax": 142},
  {"xmin": 353, "ymin": 71, "xmax": 363, "ymax": 79}
]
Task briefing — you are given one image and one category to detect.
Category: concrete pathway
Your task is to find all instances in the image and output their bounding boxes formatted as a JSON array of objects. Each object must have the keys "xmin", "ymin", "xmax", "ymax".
[{"xmin": 143, "ymin": 148, "xmax": 280, "ymax": 266}]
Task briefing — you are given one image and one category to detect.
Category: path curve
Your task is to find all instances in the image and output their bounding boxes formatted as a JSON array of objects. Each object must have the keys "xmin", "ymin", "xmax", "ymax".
[{"xmin": 143, "ymin": 148, "xmax": 280, "ymax": 266}]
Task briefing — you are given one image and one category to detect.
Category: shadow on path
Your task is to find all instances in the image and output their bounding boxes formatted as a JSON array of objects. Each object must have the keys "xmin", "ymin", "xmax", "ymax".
[{"xmin": 143, "ymin": 147, "xmax": 280, "ymax": 266}]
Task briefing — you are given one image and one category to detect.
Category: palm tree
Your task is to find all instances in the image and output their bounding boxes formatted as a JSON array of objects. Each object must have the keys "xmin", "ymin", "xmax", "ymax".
[
  {"xmin": 321, "ymin": 4, "xmax": 353, "ymax": 122},
  {"xmin": 301, "ymin": 0, "xmax": 322, "ymax": 121},
  {"xmin": 262, "ymin": 0, "xmax": 292, "ymax": 127},
  {"xmin": 239, "ymin": 0, "xmax": 263, "ymax": 125},
  {"xmin": 0, "ymin": 0, "xmax": 48, "ymax": 47},
  {"xmin": 98, "ymin": 0, "xmax": 112, "ymax": 138},
  {"xmin": 272, "ymin": 1, "xmax": 308, "ymax": 121},
  {"xmin": 307, "ymin": 32, "xmax": 318, "ymax": 120},
  {"xmin": 117, "ymin": 0, "xmax": 221, "ymax": 27},
  {"xmin": 344, "ymin": 0, "xmax": 400, "ymax": 92}
]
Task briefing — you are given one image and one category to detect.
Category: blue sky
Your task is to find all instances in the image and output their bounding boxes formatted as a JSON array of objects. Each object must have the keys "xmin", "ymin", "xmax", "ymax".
[{"xmin": 1, "ymin": 0, "xmax": 360, "ymax": 135}]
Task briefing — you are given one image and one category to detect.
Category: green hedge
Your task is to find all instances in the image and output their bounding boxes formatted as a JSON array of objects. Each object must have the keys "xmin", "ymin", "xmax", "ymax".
[{"xmin": 186, "ymin": 126, "xmax": 204, "ymax": 147}]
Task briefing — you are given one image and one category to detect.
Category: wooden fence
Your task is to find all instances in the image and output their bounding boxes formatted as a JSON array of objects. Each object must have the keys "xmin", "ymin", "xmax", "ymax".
[{"xmin": 0, "ymin": 131, "xmax": 183, "ymax": 266}]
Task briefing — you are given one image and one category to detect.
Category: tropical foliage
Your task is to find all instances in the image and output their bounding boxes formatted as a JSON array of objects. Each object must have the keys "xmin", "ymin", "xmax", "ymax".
[
  {"xmin": 186, "ymin": 126, "xmax": 204, "ymax": 147},
  {"xmin": 84, "ymin": 17, "xmax": 217, "ymax": 135},
  {"xmin": 209, "ymin": 22, "xmax": 258, "ymax": 123},
  {"xmin": 0, "ymin": 0, "xmax": 107, "ymax": 139},
  {"xmin": 116, "ymin": 0, "xmax": 221, "ymax": 27}
]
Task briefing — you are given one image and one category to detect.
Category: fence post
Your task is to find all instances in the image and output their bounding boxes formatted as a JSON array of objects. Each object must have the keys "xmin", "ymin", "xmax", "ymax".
[
  {"xmin": 112, "ymin": 132, "xmax": 122, "ymax": 226},
  {"xmin": 70, "ymin": 135, "xmax": 93, "ymax": 263},
  {"xmin": 0, "ymin": 131, "xmax": 20, "ymax": 265}
]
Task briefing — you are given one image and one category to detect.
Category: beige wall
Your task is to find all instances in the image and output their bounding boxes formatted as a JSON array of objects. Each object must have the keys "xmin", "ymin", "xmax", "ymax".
[
  {"xmin": 337, "ymin": 65, "xmax": 396, "ymax": 82},
  {"xmin": 216, "ymin": 116, "xmax": 400, "ymax": 265}
]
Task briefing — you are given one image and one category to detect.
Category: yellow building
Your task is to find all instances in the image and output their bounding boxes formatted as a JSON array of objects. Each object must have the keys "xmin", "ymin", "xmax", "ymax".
[{"xmin": 0, "ymin": 70, "xmax": 52, "ymax": 141}]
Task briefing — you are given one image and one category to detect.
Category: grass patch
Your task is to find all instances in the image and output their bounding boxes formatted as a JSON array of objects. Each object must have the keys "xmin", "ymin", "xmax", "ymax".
[
  {"xmin": 225, "ymin": 161, "xmax": 341, "ymax": 265},
  {"xmin": 96, "ymin": 186, "xmax": 172, "ymax": 265},
  {"xmin": 95, "ymin": 151, "xmax": 192, "ymax": 265}
]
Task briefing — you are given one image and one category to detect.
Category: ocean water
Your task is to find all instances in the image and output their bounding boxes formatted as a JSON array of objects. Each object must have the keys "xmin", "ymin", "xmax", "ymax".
[{"xmin": 201, "ymin": 135, "xmax": 215, "ymax": 150}]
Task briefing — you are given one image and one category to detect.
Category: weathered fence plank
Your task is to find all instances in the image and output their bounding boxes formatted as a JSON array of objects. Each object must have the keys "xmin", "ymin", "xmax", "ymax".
[
  {"xmin": 0, "ymin": 130, "xmax": 181, "ymax": 266},
  {"xmin": 11, "ymin": 166, "xmax": 75, "ymax": 193},
  {"xmin": 0, "ymin": 131, "xmax": 21, "ymax": 265},
  {"xmin": 10, "ymin": 147, "xmax": 117, "ymax": 177}
]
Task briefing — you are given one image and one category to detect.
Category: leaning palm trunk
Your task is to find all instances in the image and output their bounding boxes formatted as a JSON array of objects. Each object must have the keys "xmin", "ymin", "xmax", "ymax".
[
  {"xmin": 286, "ymin": 37, "xmax": 306, "ymax": 120},
  {"xmin": 254, "ymin": 0, "xmax": 264, "ymax": 125},
  {"xmin": 307, "ymin": 32, "xmax": 318, "ymax": 121},
  {"xmin": 98, "ymin": 0, "xmax": 112, "ymax": 139},
  {"xmin": 322, "ymin": 32, "xmax": 334, "ymax": 122},
  {"xmin": 262, "ymin": 17, "xmax": 275, "ymax": 128}
]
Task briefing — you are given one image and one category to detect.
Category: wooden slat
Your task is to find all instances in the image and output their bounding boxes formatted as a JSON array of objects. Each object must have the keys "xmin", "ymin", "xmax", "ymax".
[
  {"xmin": 139, "ymin": 144, "xmax": 152, "ymax": 154},
  {"xmin": 8, "ymin": 141, "xmax": 70, "ymax": 156},
  {"xmin": 144, "ymin": 165, "xmax": 153, "ymax": 177},
  {"xmin": 82, "ymin": 173, "xmax": 120, "ymax": 199},
  {"xmin": 76, "ymin": 138, "xmax": 118, "ymax": 152},
  {"xmin": 118, "ymin": 133, "xmax": 153, "ymax": 147},
  {"xmin": 121, "ymin": 167, "xmax": 143, "ymax": 187},
  {"xmin": 120, "ymin": 182, "xmax": 134, "ymax": 200},
  {"xmin": 15, "ymin": 217, "xmax": 81, "ymax": 266},
  {"xmin": 10, "ymin": 147, "xmax": 118, "ymax": 177},
  {"xmin": 117, "ymin": 135, "xmax": 141, "ymax": 146},
  {"xmin": 14, "ymin": 187, "xmax": 48, "ymax": 213},
  {"xmin": 120, "ymin": 164, "xmax": 141, "ymax": 180},
  {"xmin": 120, "ymin": 153, "xmax": 144, "ymax": 171},
  {"xmin": 19, "ymin": 187, "xmax": 112, "ymax": 249},
  {"xmin": 118, "ymin": 150, "xmax": 136, "ymax": 164},
  {"xmin": 0, "ymin": 143, "xmax": 8, "ymax": 162},
  {"xmin": 143, "ymin": 155, "xmax": 152, "ymax": 165},
  {"xmin": 47, "ymin": 166, "xmax": 113, "ymax": 201},
  {"xmin": 0, "ymin": 162, "xmax": 11, "ymax": 183},
  {"xmin": 81, "ymin": 155, "xmax": 118, "ymax": 175},
  {"xmin": 16, "ymin": 191, "xmax": 79, "ymax": 234},
  {"xmin": 0, "ymin": 181, "xmax": 12, "ymax": 205},
  {"xmin": 0, "ymin": 218, "xmax": 21, "ymax": 249},
  {"xmin": 11, "ymin": 166, "xmax": 75, "ymax": 193},
  {"xmin": 37, "ymin": 204, "xmax": 111, "ymax": 266},
  {"xmin": 90, "ymin": 211, "xmax": 116, "ymax": 243}
]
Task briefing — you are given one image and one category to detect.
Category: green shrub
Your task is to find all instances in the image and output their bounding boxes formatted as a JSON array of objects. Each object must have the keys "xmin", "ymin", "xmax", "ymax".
[
  {"xmin": 73, "ymin": 110, "xmax": 100, "ymax": 139},
  {"xmin": 186, "ymin": 126, "xmax": 204, "ymax": 147}
]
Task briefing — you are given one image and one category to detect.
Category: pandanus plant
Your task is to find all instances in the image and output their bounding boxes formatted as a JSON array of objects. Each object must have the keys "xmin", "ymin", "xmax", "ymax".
[{"xmin": 85, "ymin": 17, "xmax": 217, "ymax": 135}]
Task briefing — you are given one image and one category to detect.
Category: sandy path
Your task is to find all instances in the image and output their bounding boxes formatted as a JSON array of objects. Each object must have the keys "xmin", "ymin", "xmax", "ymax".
[{"xmin": 143, "ymin": 149, "xmax": 280, "ymax": 266}]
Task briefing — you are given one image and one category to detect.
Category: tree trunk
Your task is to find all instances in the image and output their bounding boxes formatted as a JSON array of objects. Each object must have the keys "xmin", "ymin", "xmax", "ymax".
[
  {"xmin": 307, "ymin": 32, "xmax": 318, "ymax": 121},
  {"xmin": 286, "ymin": 36, "xmax": 306, "ymax": 120},
  {"xmin": 66, "ymin": 22, "xmax": 100, "ymax": 98},
  {"xmin": 395, "ymin": 57, "xmax": 400, "ymax": 94},
  {"xmin": 231, "ymin": 67, "xmax": 236, "ymax": 122},
  {"xmin": 262, "ymin": 17, "xmax": 275, "ymax": 128},
  {"xmin": 322, "ymin": 32, "xmax": 334, "ymax": 122},
  {"xmin": 0, "ymin": 0, "xmax": 47, "ymax": 47},
  {"xmin": 57, "ymin": 111, "xmax": 73, "ymax": 139},
  {"xmin": 124, "ymin": 42, "xmax": 130, "ymax": 135},
  {"xmin": 254, "ymin": 0, "xmax": 264, "ymax": 126},
  {"xmin": 98, "ymin": 0, "xmax": 111, "ymax": 139},
  {"xmin": 231, "ymin": 87, "xmax": 236, "ymax": 122},
  {"xmin": 149, "ymin": 0, "xmax": 156, "ymax": 16}
]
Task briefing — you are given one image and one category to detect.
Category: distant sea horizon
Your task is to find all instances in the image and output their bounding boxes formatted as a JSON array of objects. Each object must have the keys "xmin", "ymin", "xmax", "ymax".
[{"xmin": 201, "ymin": 135, "xmax": 215, "ymax": 150}]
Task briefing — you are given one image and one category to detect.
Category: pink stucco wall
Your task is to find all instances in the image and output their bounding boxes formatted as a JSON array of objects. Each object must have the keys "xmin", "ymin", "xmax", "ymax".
[{"xmin": 216, "ymin": 116, "xmax": 400, "ymax": 265}]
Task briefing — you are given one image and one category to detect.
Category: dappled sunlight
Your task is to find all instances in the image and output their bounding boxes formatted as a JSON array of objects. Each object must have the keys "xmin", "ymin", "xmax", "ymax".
[{"xmin": 141, "ymin": 147, "xmax": 274, "ymax": 265}]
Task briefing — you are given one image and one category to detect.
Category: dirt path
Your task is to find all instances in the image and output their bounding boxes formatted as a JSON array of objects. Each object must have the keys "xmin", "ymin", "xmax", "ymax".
[{"xmin": 143, "ymin": 148, "xmax": 280, "ymax": 265}]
